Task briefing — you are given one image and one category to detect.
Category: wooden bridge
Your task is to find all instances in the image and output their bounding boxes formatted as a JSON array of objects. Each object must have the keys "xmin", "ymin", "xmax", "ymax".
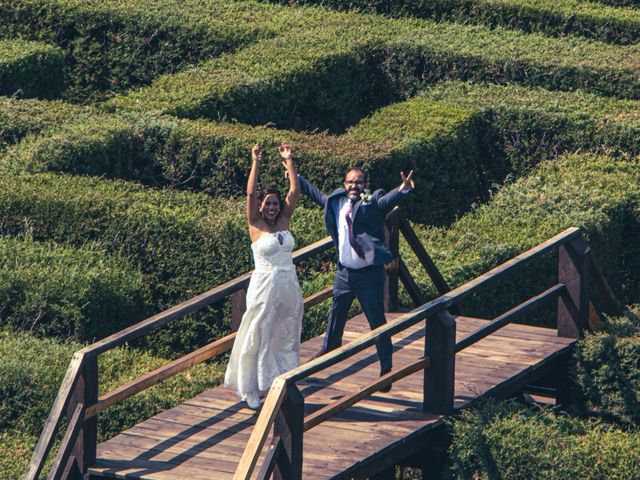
[{"xmin": 25, "ymin": 210, "xmax": 622, "ymax": 480}]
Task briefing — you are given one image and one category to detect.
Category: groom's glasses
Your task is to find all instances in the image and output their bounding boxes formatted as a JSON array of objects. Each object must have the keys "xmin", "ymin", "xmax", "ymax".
[{"xmin": 345, "ymin": 180, "xmax": 365, "ymax": 186}]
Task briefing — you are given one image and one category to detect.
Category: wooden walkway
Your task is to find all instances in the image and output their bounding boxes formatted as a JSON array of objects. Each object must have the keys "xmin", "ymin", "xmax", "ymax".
[{"xmin": 88, "ymin": 313, "xmax": 575, "ymax": 480}]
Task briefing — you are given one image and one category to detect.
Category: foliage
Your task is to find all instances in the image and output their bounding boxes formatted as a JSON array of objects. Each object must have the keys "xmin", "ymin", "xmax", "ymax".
[
  {"xmin": 0, "ymin": 236, "xmax": 149, "ymax": 342},
  {"xmin": 0, "ymin": 40, "xmax": 64, "ymax": 99},
  {"xmin": 572, "ymin": 305, "xmax": 640, "ymax": 425},
  {"xmin": 448, "ymin": 399, "xmax": 640, "ymax": 480}
]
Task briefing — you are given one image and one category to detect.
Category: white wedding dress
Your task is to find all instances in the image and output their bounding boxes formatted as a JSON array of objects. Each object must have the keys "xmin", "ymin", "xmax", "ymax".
[{"xmin": 224, "ymin": 230, "xmax": 303, "ymax": 404}]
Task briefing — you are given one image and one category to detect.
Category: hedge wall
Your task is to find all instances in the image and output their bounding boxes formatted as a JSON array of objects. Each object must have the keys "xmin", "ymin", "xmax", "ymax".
[
  {"xmin": 572, "ymin": 305, "xmax": 640, "ymax": 425},
  {"xmin": 0, "ymin": 236, "xmax": 149, "ymax": 342},
  {"xmin": 420, "ymin": 81, "xmax": 640, "ymax": 175},
  {"xmin": 109, "ymin": 13, "xmax": 640, "ymax": 133},
  {"xmin": 269, "ymin": 0, "xmax": 640, "ymax": 45},
  {"xmin": 3, "ymin": 97, "xmax": 485, "ymax": 224},
  {"xmin": 0, "ymin": 0, "xmax": 288, "ymax": 101},
  {"xmin": 0, "ymin": 329, "xmax": 226, "ymax": 478},
  {"xmin": 0, "ymin": 170, "xmax": 329, "ymax": 353},
  {"xmin": 0, "ymin": 40, "xmax": 64, "ymax": 99},
  {"xmin": 405, "ymin": 153, "xmax": 640, "ymax": 319},
  {"xmin": 0, "ymin": 96, "xmax": 88, "ymax": 150},
  {"xmin": 448, "ymin": 400, "xmax": 640, "ymax": 480}
]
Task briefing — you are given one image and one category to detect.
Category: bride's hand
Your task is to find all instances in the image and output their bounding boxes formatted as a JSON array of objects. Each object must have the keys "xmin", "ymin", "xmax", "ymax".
[
  {"xmin": 278, "ymin": 142, "xmax": 292, "ymax": 161},
  {"xmin": 251, "ymin": 144, "xmax": 264, "ymax": 163}
]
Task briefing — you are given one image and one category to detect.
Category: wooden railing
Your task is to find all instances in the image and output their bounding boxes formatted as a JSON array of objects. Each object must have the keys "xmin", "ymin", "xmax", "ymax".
[
  {"xmin": 26, "ymin": 207, "xmax": 453, "ymax": 480},
  {"xmin": 234, "ymin": 226, "xmax": 623, "ymax": 480}
]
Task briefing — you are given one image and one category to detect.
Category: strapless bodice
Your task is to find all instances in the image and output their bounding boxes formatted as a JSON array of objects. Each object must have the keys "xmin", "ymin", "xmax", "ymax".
[{"xmin": 251, "ymin": 230, "xmax": 296, "ymax": 271}]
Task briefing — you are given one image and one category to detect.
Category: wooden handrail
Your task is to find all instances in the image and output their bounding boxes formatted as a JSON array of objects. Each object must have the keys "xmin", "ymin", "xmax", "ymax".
[
  {"xmin": 283, "ymin": 227, "xmax": 582, "ymax": 384},
  {"xmin": 85, "ymin": 332, "xmax": 237, "ymax": 419},
  {"xmin": 588, "ymin": 250, "xmax": 623, "ymax": 316},
  {"xmin": 48, "ymin": 403, "xmax": 85, "ymax": 480},
  {"xmin": 25, "ymin": 353, "xmax": 85, "ymax": 480},
  {"xmin": 455, "ymin": 283, "xmax": 566, "ymax": 352},
  {"xmin": 303, "ymin": 356, "xmax": 430, "ymax": 431},
  {"xmin": 80, "ymin": 237, "xmax": 333, "ymax": 357},
  {"xmin": 234, "ymin": 377, "xmax": 288, "ymax": 480}
]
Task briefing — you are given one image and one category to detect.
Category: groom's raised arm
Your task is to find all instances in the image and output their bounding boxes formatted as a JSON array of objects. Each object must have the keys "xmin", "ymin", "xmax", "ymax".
[{"xmin": 299, "ymin": 175, "xmax": 328, "ymax": 208}]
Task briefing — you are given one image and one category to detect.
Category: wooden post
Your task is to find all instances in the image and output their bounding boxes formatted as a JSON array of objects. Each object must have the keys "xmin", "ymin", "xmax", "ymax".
[
  {"xmin": 273, "ymin": 384, "xmax": 304, "ymax": 480},
  {"xmin": 67, "ymin": 355, "xmax": 98, "ymax": 476},
  {"xmin": 423, "ymin": 311, "xmax": 456, "ymax": 414},
  {"xmin": 384, "ymin": 209, "xmax": 400, "ymax": 312},
  {"xmin": 557, "ymin": 236, "xmax": 590, "ymax": 338},
  {"xmin": 231, "ymin": 287, "xmax": 247, "ymax": 331}
]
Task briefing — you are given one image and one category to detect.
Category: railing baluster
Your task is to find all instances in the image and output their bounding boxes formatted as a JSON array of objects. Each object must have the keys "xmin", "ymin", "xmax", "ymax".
[
  {"xmin": 423, "ymin": 311, "xmax": 456, "ymax": 415},
  {"xmin": 557, "ymin": 234, "xmax": 591, "ymax": 338},
  {"xmin": 274, "ymin": 384, "xmax": 304, "ymax": 480},
  {"xmin": 68, "ymin": 355, "xmax": 98, "ymax": 474},
  {"xmin": 232, "ymin": 287, "xmax": 247, "ymax": 331}
]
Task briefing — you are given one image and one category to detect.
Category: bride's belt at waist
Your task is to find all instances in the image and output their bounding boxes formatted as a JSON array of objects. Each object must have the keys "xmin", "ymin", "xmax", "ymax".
[{"xmin": 253, "ymin": 265, "xmax": 296, "ymax": 272}]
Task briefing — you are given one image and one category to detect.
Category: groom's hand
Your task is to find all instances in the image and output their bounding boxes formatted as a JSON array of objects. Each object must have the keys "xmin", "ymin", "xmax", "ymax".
[{"xmin": 399, "ymin": 170, "xmax": 414, "ymax": 192}]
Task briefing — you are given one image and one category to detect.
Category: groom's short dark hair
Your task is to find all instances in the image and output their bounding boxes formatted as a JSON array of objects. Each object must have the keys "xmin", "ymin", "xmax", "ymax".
[{"xmin": 344, "ymin": 167, "xmax": 367, "ymax": 181}]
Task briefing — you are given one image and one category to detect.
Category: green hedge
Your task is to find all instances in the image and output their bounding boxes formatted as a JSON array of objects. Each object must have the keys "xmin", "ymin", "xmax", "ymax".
[
  {"xmin": 0, "ymin": 429, "xmax": 42, "ymax": 480},
  {"xmin": 0, "ymin": 0, "xmax": 289, "ymax": 101},
  {"xmin": 420, "ymin": 81, "xmax": 640, "ymax": 175},
  {"xmin": 0, "ymin": 329, "xmax": 225, "ymax": 472},
  {"xmin": 3, "ymin": 97, "xmax": 485, "ymax": 224},
  {"xmin": 405, "ymin": 153, "xmax": 640, "ymax": 319},
  {"xmin": 448, "ymin": 399, "xmax": 640, "ymax": 479},
  {"xmin": 572, "ymin": 305, "xmax": 640, "ymax": 425},
  {"xmin": 0, "ymin": 40, "xmax": 64, "ymax": 99},
  {"xmin": 0, "ymin": 96, "xmax": 88, "ymax": 150},
  {"xmin": 269, "ymin": 0, "xmax": 640, "ymax": 45},
  {"xmin": 0, "ymin": 171, "xmax": 328, "ymax": 352},
  {"xmin": 0, "ymin": 236, "xmax": 149, "ymax": 342},
  {"xmin": 109, "ymin": 12, "xmax": 640, "ymax": 132}
]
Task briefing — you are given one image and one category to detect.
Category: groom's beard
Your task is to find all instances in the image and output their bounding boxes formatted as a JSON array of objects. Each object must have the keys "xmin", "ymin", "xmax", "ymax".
[{"xmin": 348, "ymin": 193, "xmax": 360, "ymax": 202}]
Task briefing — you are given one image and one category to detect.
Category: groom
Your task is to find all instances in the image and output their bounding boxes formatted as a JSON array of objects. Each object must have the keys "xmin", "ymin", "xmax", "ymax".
[{"xmin": 299, "ymin": 167, "xmax": 414, "ymax": 387}]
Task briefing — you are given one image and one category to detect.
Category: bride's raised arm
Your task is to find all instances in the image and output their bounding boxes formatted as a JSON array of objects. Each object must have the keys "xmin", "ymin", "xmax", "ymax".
[
  {"xmin": 246, "ymin": 144, "xmax": 263, "ymax": 226},
  {"xmin": 278, "ymin": 142, "xmax": 300, "ymax": 219}
]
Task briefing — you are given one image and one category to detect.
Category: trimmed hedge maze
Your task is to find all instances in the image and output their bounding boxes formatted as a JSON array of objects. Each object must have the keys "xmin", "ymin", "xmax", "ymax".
[{"xmin": 2, "ymin": 0, "xmax": 640, "ymax": 478}]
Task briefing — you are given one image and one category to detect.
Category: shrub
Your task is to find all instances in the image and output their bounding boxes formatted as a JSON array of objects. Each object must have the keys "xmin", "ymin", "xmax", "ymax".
[
  {"xmin": 572, "ymin": 305, "xmax": 640, "ymax": 425},
  {"xmin": 405, "ymin": 153, "xmax": 640, "ymax": 319},
  {"xmin": 0, "ymin": 429, "xmax": 43, "ymax": 480},
  {"xmin": 0, "ymin": 0, "xmax": 285, "ymax": 101},
  {"xmin": 269, "ymin": 0, "xmax": 640, "ymax": 45},
  {"xmin": 0, "ymin": 236, "xmax": 149, "ymax": 342},
  {"xmin": 448, "ymin": 399, "xmax": 640, "ymax": 480},
  {"xmin": 420, "ymin": 81, "xmax": 640, "ymax": 175},
  {"xmin": 0, "ymin": 40, "xmax": 64, "ymax": 99},
  {"xmin": 4, "ymin": 97, "xmax": 485, "ymax": 224}
]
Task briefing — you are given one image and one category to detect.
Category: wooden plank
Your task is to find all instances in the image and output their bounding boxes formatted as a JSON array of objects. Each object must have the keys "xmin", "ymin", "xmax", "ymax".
[
  {"xmin": 557, "ymin": 236, "xmax": 590, "ymax": 338},
  {"xmin": 303, "ymin": 286, "xmax": 333, "ymax": 310},
  {"xmin": 455, "ymin": 284, "xmax": 564, "ymax": 352},
  {"xmin": 87, "ymin": 333, "xmax": 236, "ymax": 419},
  {"xmin": 304, "ymin": 357, "xmax": 429, "ymax": 431},
  {"xmin": 398, "ymin": 257, "xmax": 427, "ymax": 307},
  {"xmin": 424, "ymin": 312, "xmax": 455, "ymax": 414},
  {"xmin": 588, "ymin": 250, "xmax": 622, "ymax": 316}
]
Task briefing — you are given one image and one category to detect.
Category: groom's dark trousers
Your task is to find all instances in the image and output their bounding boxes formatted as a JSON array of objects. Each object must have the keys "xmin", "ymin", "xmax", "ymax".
[{"xmin": 326, "ymin": 263, "xmax": 392, "ymax": 373}]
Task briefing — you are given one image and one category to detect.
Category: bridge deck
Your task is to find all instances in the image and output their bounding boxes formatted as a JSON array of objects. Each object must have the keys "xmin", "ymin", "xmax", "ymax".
[{"xmin": 88, "ymin": 314, "xmax": 575, "ymax": 479}]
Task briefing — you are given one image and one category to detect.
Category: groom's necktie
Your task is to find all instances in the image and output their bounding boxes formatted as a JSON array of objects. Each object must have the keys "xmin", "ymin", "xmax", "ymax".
[{"xmin": 345, "ymin": 200, "xmax": 365, "ymax": 259}]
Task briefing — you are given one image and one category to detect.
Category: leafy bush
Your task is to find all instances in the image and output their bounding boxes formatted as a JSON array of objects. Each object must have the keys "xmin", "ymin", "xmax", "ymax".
[
  {"xmin": 0, "ymin": 236, "xmax": 149, "ymax": 342},
  {"xmin": 405, "ymin": 153, "xmax": 640, "ymax": 319},
  {"xmin": 0, "ymin": 40, "xmax": 64, "ymax": 98},
  {"xmin": 4, "ymin": 97, "xmax": 484, "ymax": 224},
  {"xmin": 0, "ymin": 429, "xmax": 43, "ymax": 480},
  {"xmin": 421, "ymin": 81, "xmax": 640, "ymax": 175},
  {"xmin": 0, "ymin": 0, "xmax": 286, "ymax": 101},
  {"xmin": 572, "ymin": 306, "xmax": 640, "ymax": 425},
  {"xmin": 448, "ymin": 399, "xmax": 640, "ymax": 480},
  {"xmin": 269, "ymin": 0, "xmax": 640, "ymax": 45}
]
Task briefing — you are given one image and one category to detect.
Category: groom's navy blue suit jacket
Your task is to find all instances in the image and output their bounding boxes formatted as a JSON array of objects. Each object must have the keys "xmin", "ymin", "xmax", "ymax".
[{"xmin": 299, "ymin": 175, "xmax": 409, "ymax": 267}]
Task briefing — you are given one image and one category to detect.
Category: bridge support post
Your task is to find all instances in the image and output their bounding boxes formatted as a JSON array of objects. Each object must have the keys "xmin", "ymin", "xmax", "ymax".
[
  {"xmin": 557, "ymin": 235, "xmax": 590, "ymax": 338},
  {"xmin": 384, "ymin": 209, "xmax": 400, "ymax": 312},
  {"xmin": 67, "ymin": 355, "xmax": 98, "ymax": 477},
  {"xmin": 423, "ymin": 311, "xmax": 456, "ymax": 414},
  {"xmin": 274, "ymin": 384, "xmax": 304, "ymax": 480},
  {"xmin": 231, "ymin": 287, "xmax": 247, "ymax": 331}
]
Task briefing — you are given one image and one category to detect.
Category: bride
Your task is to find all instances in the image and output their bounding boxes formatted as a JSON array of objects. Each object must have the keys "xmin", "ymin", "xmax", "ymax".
[{"xmin": 224, "ymin": 143, "xmax": 304, "ymax": 410}]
